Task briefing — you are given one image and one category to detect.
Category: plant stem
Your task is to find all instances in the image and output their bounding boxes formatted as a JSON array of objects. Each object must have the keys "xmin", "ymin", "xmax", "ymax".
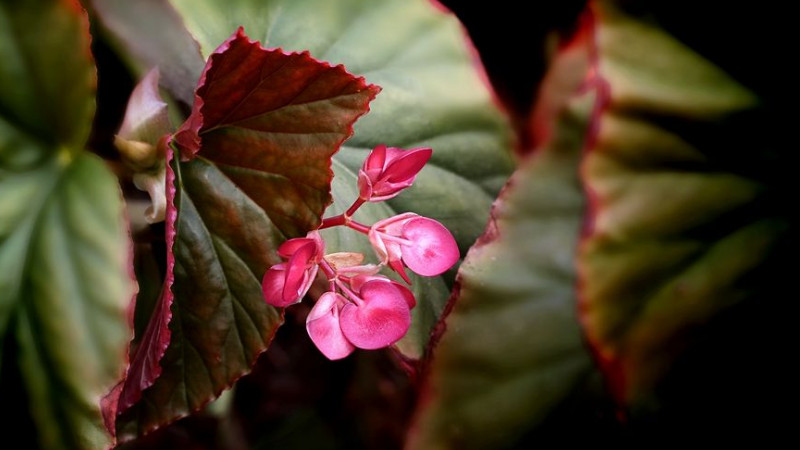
[
  {"xmin": 320, "ymin": 215, "xmax": 346, "ymax": 229},
  {"xmin": 345, "ymin": 198, "xmax": 365, "ymax": 218},
  {"xmin": 346, "ymin": 220, "xmax": 370, "ymax": 234}
]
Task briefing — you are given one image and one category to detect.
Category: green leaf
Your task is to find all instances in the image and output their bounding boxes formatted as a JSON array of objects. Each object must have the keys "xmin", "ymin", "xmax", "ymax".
[
  {"xmin": 89, "ymin": 0, "xmax": 205, "ymax": 105},
  {"xmin": 407, "ymin": 65, "xmax": 598, "ymax": 450},
  {"xmin": 7, "ymin": 153, "xmax": 132, "ymax": 450},
  {"xmin": 169, "ymin": 0, "xmax": 515, "ymax": 359},
  {"xmin": 0, "ymin": 0, "xmax": 95, "ymax": 148},
  {"xmin": 578, "ymin": 1, "xmax": 789, "ymax": 409},
  {"xmin": 0, "ymin": 1, "xmax": 133, "ymax": 448},
  {"xmin": 115, "ymin": 155, "xmax": 284, "ymax": 440}
]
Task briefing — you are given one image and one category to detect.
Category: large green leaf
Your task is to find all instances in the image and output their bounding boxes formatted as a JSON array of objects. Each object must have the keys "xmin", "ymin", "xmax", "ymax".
[
  {"xmin": 0, "ymin": 2, "xmax": 133, "ymax": 448},
  {"xmin": 7, "ymin": 153, "xmax": 133, "ymax": 450},
  {"xmin": 579, "ymin": 1, "xmax": 790, "ymax": 411},
  {"xmin": 406, "ymin": 38, "xmax": 599, "ymax": 448},
  {"xmin": 94, "ymin": 0, "xmax": 514, "ymax": 361}
]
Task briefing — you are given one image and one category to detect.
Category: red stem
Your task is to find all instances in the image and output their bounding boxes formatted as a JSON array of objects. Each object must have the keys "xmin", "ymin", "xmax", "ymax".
[
  {"xmin": 320, "ymin": 215, "xmax": 346, "ymax": 229},
  {"xmin": 346, "ymin": 220, "xmax": 370, "ymax": 234},
  {"xmin": 345, "ymin": 198, "xmax": 366, "ymax": 218},
  {"xmin": 319, "ymin": 258, "xmax": 337, "ymax": 279}
]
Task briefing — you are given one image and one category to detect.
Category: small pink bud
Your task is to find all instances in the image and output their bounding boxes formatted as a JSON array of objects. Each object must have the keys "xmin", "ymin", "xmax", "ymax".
[
  {"xmin": 358, "ymin": 144, "xmax": 432, "ymax": 202},
  {"xmin": 368, "ymin": 213, "xmax": 459, "ymax": 280},
  {"xmin": 262, "ymin": 232, "xmax": 324, "ymax": 307},
  {"xmin": 306, "ymin": 292, "xmax": 354, "ymax": 360},
  {"xmin": 340, "ymin": 277, "xmax": 412, "ymax": 350}
]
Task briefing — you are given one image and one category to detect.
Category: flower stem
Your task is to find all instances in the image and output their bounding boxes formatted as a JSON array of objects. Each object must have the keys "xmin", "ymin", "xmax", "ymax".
[
  {"xmin": 319, "ymin": 215, "xmax": 346, "ymax": 229},
  {"xmin": 346, "ymin": 220, "xmax": 370, "ymax": 234},
  {"xmin": 319, "ymin": 212, "xmax": 370, "ymax": 234},
  {"xmin": 319, "ymin": 259, "xmax": 337, "ymax": 280},
  {"xmin": 345, "ymin": 198, "xmax": 365, "ymax": 218},
  {"xmin": 336, "ymin": 278, "xmax": 364, "ymax": 306}
]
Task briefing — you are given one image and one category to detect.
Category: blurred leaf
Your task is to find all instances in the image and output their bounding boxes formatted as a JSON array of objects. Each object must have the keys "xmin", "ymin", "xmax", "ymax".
[
  {"xmin": 406, "ymin": 33, "xmax": 598, "ymax": 447},
  {"xmin": 0, "ymin": 0, "xmax": 95, "ymax": 149},
  {"xmin": 0, "ymin": 1, "xmax": 133, "ymax": 448},
  {"xmin": 89, "ymin": 0, "xmax": 205, "ymax": 105},
  {"xmin": 94, "ymin": 0, "xmax": 514, "ymax": 360},
  {"xmin": 9, "ymin": 154, "xmax": 133, "ymax": 450},
  {"xmin": 579, "ymin": 1, "xmax": 789, "ymax": 410},
  {"xmin": 113, "ymin": 29, "xmax": 378, "ymax": 440}
]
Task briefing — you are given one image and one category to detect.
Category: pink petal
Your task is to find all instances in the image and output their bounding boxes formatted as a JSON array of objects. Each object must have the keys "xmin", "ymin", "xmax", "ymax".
[
  {"xmin": 401, "ymin": 217, "xmax": 459, "ymax": 277},
  {"xmin": 282, "ymin": 242, "xmax": 318, "ymax": 304},
  {"xmin": 278, "ymin": 237, "xmax": 314, "ymax": 259},
  {"xmin": 357, "ymin": 168, "xmax": 374, "ymax": 200},
  {"xmin": 368, "ymin": 228, "xmax": 390, "ymax": 262},
  {"xmin": 368, "ymin": 213, "xmax": 417, "ymax": 269},
  {"xmin": 388, "ymin": 258, "xmax": 411, "ymax": 284},
  {"xmin": 373, "ymin": 212, "xmax": 418, "ymax": 232},
  {"xmin": 340, "ymin": 280, "xmax": 411, "ymax": 349},
  {"xmin": 364, "ymin": 144, "xmax": 388, "ymax": 171},
  {"xmin": 278, "ymin": 231, "xmax": 324, "ymax": 260},
  {"xmin": 351, "ymin": 275, "xmax": 416, "ymax": 308},
  {"xmin": 369, "ymin": 179, "xmax": 414, "ymax": 202},
  {"xmin": 383, "ymin": 148, "xmax": 431, "ymax": 183},
  {"xmin": 307, "ymin": 293, "xmax": 355, "ymax": 360},
  {"xmin": 263, "ymin": 264, "xmax": 290, "ymax": 307}
]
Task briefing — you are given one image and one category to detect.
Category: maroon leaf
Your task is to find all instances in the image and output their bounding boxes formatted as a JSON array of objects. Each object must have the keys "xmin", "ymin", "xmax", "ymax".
[
  {"xmin": 106, "ymin": 28, "xmax": 379, "ymax": 440},
  {"xmin": 174, "ymin": 27, "xmax": 381, "ymax": 236}
]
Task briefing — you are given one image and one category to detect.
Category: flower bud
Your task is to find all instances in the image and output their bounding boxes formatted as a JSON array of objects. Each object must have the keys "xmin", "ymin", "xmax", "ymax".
[{"xmin": 357, "ymin": 144, "xmax": 431, "ymax": 202}]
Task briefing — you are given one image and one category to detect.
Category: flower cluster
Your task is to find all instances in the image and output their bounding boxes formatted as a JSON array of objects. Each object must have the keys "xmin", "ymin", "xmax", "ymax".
[{"xmin": 262, "ymin": 145, "xmax": 458, "ymax": 359}]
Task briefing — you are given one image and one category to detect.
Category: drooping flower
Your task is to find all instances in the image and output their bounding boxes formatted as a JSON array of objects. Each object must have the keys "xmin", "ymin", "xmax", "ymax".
[
  {"xmin": 368, "ymin": 213, "xmax": 459, "ymax": 282},
  {"xmin": 358, "ymin": 144, "xmax": 432, "ymax": 202},
  {"xmin": 306, "ymin": 274, "xmax": 415, "ymax": 359},
  {"xmin": 262, "ymin": 231, "xmax": 324, "ymax": 307},
  {"xmin": 339, "ymin": 275, "xmax": 413, "ymax": 350},
  {"xmin": 306, "ymin": 292, "xmax": 354, "ymax": 360}
]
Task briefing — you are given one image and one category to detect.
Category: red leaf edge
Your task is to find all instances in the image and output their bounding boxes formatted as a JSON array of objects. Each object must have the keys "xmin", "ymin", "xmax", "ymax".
[
  {"xmin": 101, "ymin": 148, "xmax": 177, "ymax": 437},
  {"xmin": 572, "ymin": 2, "xmax": 620, "ymax": 404},
  {"xmin": 172, "ymin": 26, "xmax": 381, "ymax": 163}
]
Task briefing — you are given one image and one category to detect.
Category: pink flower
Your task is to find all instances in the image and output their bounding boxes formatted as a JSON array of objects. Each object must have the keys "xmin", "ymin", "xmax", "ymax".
[
  {"xmin": 368, "ymin": 213, "xmax": 459, "ymax": 283},
  {"xmin": 306, "ymin": 292, "xmax": 354, "ymax": 360},
  {"xmin": 306, "ymin": 275, "xmax": 415, "ymax": 359},
  {"xmin": 262, "ymin": 232, "xmax": 324, "ymax": 307},
  {"xmin": 339, "ymin": 276, "xmax": 413, "ymax": 349},
  {"xmin": 358, "ymin": 144, "xmax": 432, "ymax": 202}
]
